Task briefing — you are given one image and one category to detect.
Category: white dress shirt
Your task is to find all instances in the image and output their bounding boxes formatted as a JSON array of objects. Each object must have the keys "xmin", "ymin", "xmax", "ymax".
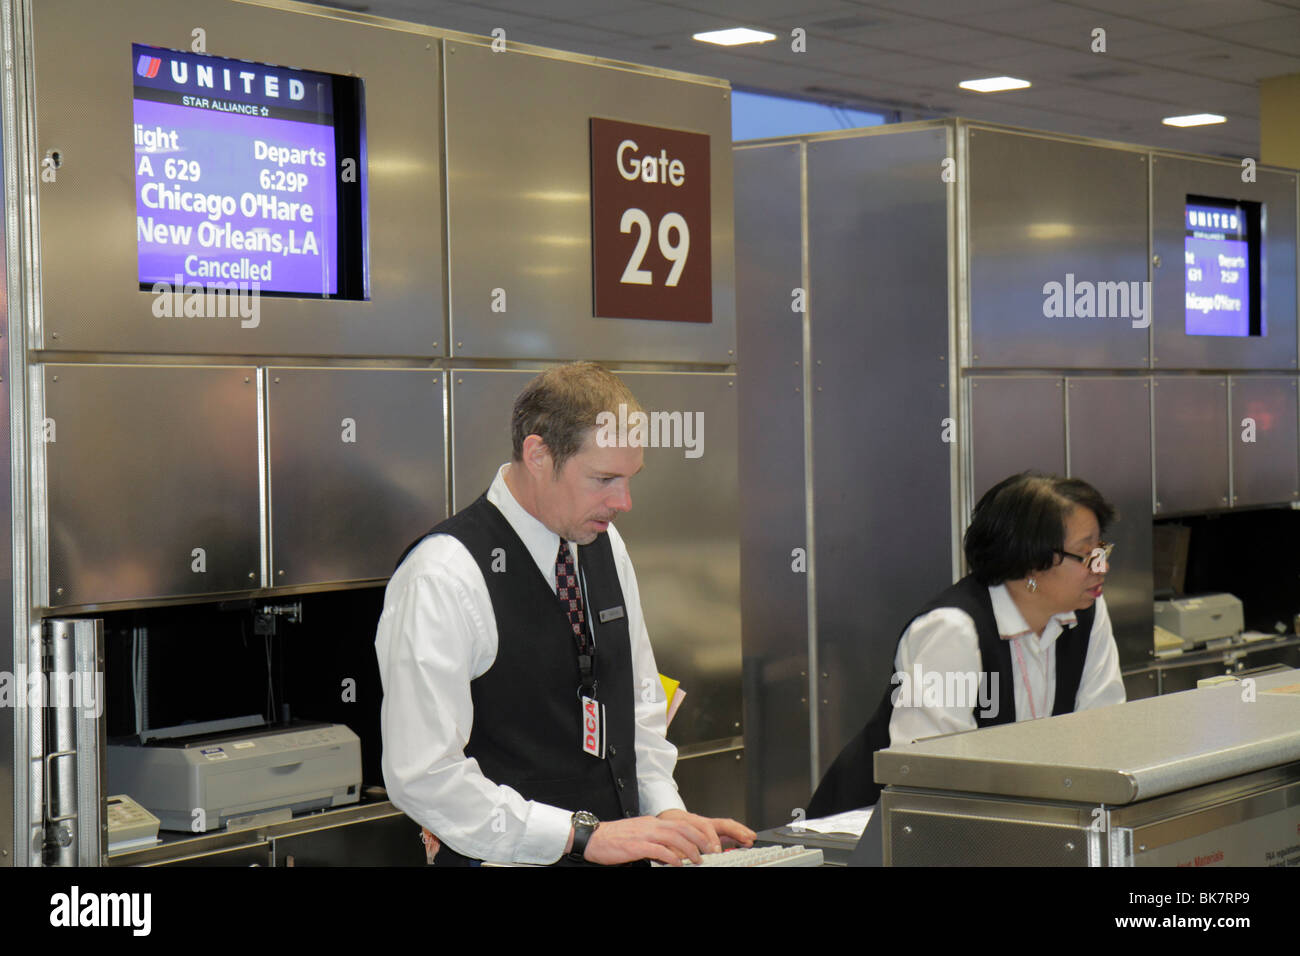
[
  {"xmin": 375, "ymin": 464, "xmax": 685, "ymax": 864},
  {"xmin": 888, "ymin": 583, "xmax": 1126, "ymax": 746}
]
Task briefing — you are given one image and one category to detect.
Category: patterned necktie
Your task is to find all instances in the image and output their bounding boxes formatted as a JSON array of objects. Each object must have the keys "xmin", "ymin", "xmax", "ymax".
[{"xmin": 555, "ymin": 538, "xmax": 587, "ymax": 646}]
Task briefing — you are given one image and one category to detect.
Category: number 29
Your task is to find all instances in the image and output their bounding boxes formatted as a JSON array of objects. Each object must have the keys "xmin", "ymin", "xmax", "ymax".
[{"xmin": 619, "ymin": 208, "xmax": 689, "ymax": 287}]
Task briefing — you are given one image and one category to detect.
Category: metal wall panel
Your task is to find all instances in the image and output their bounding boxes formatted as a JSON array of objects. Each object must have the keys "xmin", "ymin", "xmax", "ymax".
[
  {"xmin": 1, "ymin": 71, "xmax": 13, "ymax": 864},
  {"xmin": 268, "ymin": 368, "xmax": 446, "ymax": 587},
  {"xmin": 44, "ymin": 365, "xmax": 261, "ymax": 605},
  {"xmin": 451, "ymin": 369, "xmax": 741, "ymax": 752},
  {"xmin": 33, "ymin": 0, "xmax": 444, "ymax": 357},
  {"xmin": 443, "ymin": 41, "xmax": 735, "ymax": 363},
  {"xmin": 672, "ymin": 748, "xmax": 745, "ymax": 823},
  {"xmin": 967, "ymin": 129, "xmax": 1150, "ymax": 369},
  {"xmin": 970, "ymin": 376, "xmax": 1066, "ymax": 499},
  {"xmin": 449, "ymin": 369, "xmax": 532, "ymax": 507},
  {"xmin": 1229, "ymin": 376, "xmax": 1300, "ymax": 507},
  {"xmin": 734, "ymin": 143, "xmax": 809, "ymax": 829},
  {"xmin": 804, "ymin": 129, "xmax": 953, "ymax": 781},
  {"xmin": 1153, "ymin": 376, "xmax": 1230, "ymax": 515},
  {"xmin": 1066, "ymin": 377, "xmax": 1154, "ymax": 668},
  {"xmin": 1151, "ymin": 157, "xmax": 1298, "ymax": 370}
]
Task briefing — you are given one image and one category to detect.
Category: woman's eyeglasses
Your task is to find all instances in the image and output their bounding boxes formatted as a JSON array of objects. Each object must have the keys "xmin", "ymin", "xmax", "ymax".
[{"xmin": 1056, "ymin": 542, "xmax": 1113, "ymax": 574}]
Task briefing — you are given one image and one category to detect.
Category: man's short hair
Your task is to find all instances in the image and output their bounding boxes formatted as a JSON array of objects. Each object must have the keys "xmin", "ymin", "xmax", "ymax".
[
  {"xmin": 511, "ymin": 362, "xmax": 644, "ymax": 474},
  {"xmin": 963, "ymin": 471, "xmax": 1117, "ymax": 585}
]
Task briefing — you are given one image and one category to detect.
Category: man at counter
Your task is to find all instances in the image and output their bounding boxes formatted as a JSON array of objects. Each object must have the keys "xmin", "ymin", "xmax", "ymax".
[{"xmin": 375, "ymin": 362, "xmax": 754, "ymax": 866}]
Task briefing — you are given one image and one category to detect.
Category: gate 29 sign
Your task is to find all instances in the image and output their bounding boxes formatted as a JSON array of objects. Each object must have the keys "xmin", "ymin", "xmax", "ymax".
[{"xmin": 590, "ymin": 118, "xmax": 712, "ymax": 323}]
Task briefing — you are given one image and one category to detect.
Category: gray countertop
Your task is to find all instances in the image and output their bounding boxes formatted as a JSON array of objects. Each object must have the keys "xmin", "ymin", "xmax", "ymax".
[{"xmin": 875, "ymin": 668, "xmax": 1300, "ymax": 804}]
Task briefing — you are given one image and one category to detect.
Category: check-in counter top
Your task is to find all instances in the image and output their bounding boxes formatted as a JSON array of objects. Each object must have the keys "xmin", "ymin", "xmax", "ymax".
[{"xmin": 875, "ymin": 668, "xmax": 1300, "ymax": 805}]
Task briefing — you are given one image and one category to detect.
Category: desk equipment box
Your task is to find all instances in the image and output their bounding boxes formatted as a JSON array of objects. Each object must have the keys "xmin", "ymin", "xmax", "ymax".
[
  {"xmin": 1153, "ymin": 593, "xmax": 1244, "ymax": 647},
  {"xmin": 108, "ymin": 722, "xmax": 362, "ymax": 832}
]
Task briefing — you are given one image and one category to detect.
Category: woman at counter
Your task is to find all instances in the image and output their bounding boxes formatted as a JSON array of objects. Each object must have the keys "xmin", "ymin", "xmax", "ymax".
[{"xmin": 808, "ymin": 471, "xmax": 1127, "ymax": 817}]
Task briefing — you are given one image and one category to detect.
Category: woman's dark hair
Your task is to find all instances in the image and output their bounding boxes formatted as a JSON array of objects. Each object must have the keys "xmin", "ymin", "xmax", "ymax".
[{"xmin": 963, "ymin": 472, "xmax": 1116, "ymax": 585}]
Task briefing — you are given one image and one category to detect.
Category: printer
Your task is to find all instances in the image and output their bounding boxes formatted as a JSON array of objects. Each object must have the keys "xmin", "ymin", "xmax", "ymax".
[
  {"xmin": 1152, "ymin": 592, "xmax": 1244, "ymax": 650},
  {"xmin": 108, "ymin": 715, "xmax": 362, "ymax": 832}
]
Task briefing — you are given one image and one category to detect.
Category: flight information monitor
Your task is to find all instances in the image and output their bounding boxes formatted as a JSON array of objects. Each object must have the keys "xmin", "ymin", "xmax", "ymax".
[
  {"xmin": 1184, "ymin": 195, "xmax": 1262, "ymax": 337},
  {"xmin": 133, "ymin": 43, "xmax": 367, "ymax": 298}
]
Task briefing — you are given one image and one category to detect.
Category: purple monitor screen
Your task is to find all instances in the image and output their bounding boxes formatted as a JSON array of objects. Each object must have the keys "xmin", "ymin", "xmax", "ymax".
[
  {"xmin": 1184, "ymin": 199, "xmax": 1256, "ymax": 336},
  {"xmin": 134, "ymin": 44, "xmax": 343, "ymax": 296}
]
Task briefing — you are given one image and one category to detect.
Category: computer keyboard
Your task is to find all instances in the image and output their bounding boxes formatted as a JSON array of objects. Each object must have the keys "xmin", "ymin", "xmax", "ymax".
[{"xmin": 652, "ymin": 844, "xmax": 823, "ymax": 867}]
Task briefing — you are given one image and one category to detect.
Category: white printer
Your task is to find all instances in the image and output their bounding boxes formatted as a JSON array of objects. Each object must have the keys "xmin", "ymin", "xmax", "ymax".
[
  {"xmin": 1153, "ymin": 592, "xmax": 1244, "ymax": 649},
  {"xmin": 108, "ymin": 715, "xmax": 362, "ymax": 832}
]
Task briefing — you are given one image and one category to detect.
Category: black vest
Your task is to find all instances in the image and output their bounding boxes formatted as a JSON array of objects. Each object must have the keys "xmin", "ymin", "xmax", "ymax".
[
  {"xmin": 807, "ymin": 574, "xmax": 1095, "ymax": 818},
  {"xmin": 395, "ymin": 493, "xmax": 640, "ymax": 865}
]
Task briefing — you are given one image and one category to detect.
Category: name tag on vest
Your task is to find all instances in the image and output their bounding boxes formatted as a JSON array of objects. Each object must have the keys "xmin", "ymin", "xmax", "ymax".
[
  {"xmin": 598, "ymin": 606, "xmax": 625, "ymax": 624},
  {"xmin": 581, "ymin": 695, "xmax": 606, "ymax": 759}
]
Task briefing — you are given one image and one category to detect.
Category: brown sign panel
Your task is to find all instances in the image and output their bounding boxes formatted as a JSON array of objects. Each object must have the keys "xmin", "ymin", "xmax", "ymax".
[{"xmin": 590, "ymin": 117, "xmax": 712, "ymax": 323}]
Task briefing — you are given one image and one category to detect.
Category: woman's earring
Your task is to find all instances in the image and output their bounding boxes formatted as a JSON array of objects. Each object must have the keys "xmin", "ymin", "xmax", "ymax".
[{"xmin": 1026, "ymin": 577, "xmax": 1038, "ymax": 593}]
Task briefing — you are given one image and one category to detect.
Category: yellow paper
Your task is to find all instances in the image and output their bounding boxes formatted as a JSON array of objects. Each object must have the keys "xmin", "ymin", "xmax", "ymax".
[{"xmin": 659, "ymin": 673, "xmax": 680, "ymax": 713}]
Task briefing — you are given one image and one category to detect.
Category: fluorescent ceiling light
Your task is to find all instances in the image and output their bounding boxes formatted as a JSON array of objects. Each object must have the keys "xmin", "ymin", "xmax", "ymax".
[
  {"xmin": 1161, "ymin": 113, "xmax": 1226, "ymax": 127},
  {"xmin": 693, "ymin": 28, "xmax": 777, "ymax": 46},
  {"xmin": 958, "ymin": 76, "xmax": 1031, "ymax": 93}
]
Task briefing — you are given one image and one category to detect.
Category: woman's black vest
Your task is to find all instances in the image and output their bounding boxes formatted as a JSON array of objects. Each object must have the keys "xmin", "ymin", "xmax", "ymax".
[{"xmin": 806, "ymin": 574, "xmax": 1095, "ymax": 817}]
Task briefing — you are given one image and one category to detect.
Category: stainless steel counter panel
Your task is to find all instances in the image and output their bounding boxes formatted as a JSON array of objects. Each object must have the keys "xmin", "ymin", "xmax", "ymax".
[
  {"xmin": 1109, "ymin": 762, "xmax": 1300, "ymax": 865},
  {"xmin": 1125, "ymin": 637, "xmax": 1300, "ymax": 697},
  {"xmin": 44, "ymin": 364, "xmax": 262, "ymax": 605},
  {"xmin": 876, "ymin": 669, "xmax": 1300, "ymax": 805},
  {"xmin": 450, "ymin": 369, "xmax": 741, "ymax": 751},
  {"xmin": 33, "ymin": 0, "xmax": 444, "ymax": 357},
  {"xmin": 1150, "ymin": 156, "xmax": 1298, "ymax": 371},
  {"xmin": 735, "ymin": 142, "xmax": 810, "ymax": 828},
  {"xmin": 443, "ymin": 41, "xmax": 735, "ymax": 363},
  {"xmin": 969, "ymin": 376, "xmax": 1065, "ymax": 498},
  {"xmin": 1228, "ymin": 376, "xmax": 1300, "ymax": 507},
  {"xmin": 967, "ymin": 128, "xmax": 1150, "ymax": 370},
  {"xmin": 1066, "ymin": 377, "xmax": 1154, "ymax": 666},
  {"xmin": 109, "ymin": 798, "xmax": 409, "ymax": 866},
  {"xmin": 882, "ymin": 758, "xmax": 1300, "ymax": 866},
  {"xmin": 267, "ymin": 367, "xmax": 447, "ymax": 586},
  {"xmin": 882, "ymin": 791, "xmax": 1094, "ymax": 867},
  {"xmin": 1153, "ymin": 375, "xmax": 1229, "ymax": 514}
]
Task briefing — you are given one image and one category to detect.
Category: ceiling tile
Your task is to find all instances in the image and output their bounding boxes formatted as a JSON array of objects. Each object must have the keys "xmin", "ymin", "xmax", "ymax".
[
  {"xmin": 1211, "ymin": 15, "xmax": 1300, "ymax": 55},
  {"xmin": 578, "ymin": 5, "xmax": 735, "ymax": 35},
  {"xmin": 1128, "ymin": 0, "xmax": 1296, "ymax": 30},
  {"xmin": 338, "ymin": 0, "xmax": 1276, "ymax": 156},
  {"xmin": 863, "ymin": 0, "xmax": 1044, "ymax": 17},
  {"xmin": 672, "ymin": 0, "xmax": 852, "ymax": 21},
  {"xmin": 464, "ymin": 0, "xmax": 644, "ymax": 18}
]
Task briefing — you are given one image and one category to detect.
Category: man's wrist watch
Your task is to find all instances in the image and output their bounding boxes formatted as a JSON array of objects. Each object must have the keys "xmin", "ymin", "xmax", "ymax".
[{"xmin": 569, "ymin": 810, "xmax": 600, "ymax": 862}]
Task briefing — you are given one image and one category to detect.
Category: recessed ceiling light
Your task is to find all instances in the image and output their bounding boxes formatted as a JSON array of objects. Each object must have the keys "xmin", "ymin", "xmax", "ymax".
[
  {"xmin": 692, "ymin": 28, "xmax": 777, "ymax": 46},
  {"xmin": 958, "ymin": 76, "xmax": 1031, "ymax": 93},
  {"xmin": 1161, "ymin": 113, "xmax": 1226, "ymax": 127}
]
